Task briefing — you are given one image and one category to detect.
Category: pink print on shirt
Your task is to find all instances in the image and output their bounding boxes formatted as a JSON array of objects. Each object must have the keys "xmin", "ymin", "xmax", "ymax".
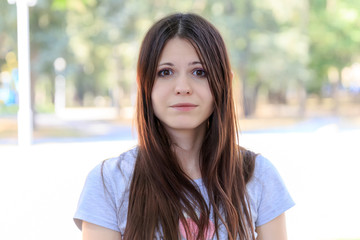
[{"xmin": 179, "ymin": 214, "xmax": 215, "ymax": 240}]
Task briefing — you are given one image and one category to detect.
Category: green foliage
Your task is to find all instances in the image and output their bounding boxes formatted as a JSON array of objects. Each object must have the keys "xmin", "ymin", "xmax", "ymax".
[
  {"xmin": 0, "ymin": 104, "xmax": 18, "ymax": 115},
  {"xmin": 51, "ymin": 0, "xmax": 67, "ymax": 11},
  {"xmin": 1, "ymin": 0, "xmax": 360, "ymax": 116},
  {"xmin": 309, "ymin": 0, "xmax": 360, "ymax": 93}
]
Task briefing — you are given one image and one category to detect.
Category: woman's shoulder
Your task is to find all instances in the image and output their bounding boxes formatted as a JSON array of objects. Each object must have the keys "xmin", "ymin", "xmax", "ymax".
[
  {"xmin": 246, "ymin": 154, "xmax": 283, "ymax": 192},
  {"xmin": 253, "ymin": 154, "xmax": 275, "ymax": 176},
  {"xmin": 74, "ymin": 146, "xmax": 138, "ymax": 232},
  {"xmin": 248, "ymin": 154, "xmax": 295, "ymax": 226},
  {"xmin": 85, "ymin": 146, "xmax": 138, "ymax": 189},
  {"xmin": 249, "ymin": 154, "xmax": 284, "ymax": 185},
  {"xmin": 100, "ymin": 146, "xmax": 138, "ymax": 181},
  {"xmin": 102, "ymin": 146, "xmax": 138, "ymax": 170}
]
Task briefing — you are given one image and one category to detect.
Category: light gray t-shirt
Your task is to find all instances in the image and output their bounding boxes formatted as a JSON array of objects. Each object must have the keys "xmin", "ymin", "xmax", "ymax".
[{"xmin": 74, "ymin": 147, "xmax": 295, "ymax": 239}]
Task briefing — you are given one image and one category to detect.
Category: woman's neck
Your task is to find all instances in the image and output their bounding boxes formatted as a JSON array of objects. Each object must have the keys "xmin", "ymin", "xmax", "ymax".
[{"xmin": 166, "ymin": 123, "xmax": 207, "ymax": 179}]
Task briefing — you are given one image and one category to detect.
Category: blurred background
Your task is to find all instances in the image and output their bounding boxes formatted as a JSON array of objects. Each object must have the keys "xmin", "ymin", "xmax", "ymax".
[{"xmin": 0, "ymin": 0, "xmax": 359, "ymax": 239}]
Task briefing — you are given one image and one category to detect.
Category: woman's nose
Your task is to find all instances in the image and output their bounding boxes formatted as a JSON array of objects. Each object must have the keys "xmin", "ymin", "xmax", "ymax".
[
  {"xmin": 174, "ymin": 75, "xmax": 192, "ymax": 95},
  {"xmin": 175, "ymin": 88, "xmax": 191, "ymax": 95}
]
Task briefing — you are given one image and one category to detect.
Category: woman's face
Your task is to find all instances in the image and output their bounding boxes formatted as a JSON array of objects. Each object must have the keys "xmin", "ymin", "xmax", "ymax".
[{"xmin": 151, "ymin": 37, "xmax": 214, "ymax": 135}]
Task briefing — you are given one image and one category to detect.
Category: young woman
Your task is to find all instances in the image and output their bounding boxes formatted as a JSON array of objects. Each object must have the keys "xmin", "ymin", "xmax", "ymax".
[{"xmin": 74, "ymin": 13, "xmax": 294, "ymax": 240}]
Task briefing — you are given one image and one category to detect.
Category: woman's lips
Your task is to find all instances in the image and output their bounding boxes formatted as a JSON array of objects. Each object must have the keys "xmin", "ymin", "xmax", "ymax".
[{"xmin": 170, "ymin": 103, "xmax": 198, "ymax": 111}]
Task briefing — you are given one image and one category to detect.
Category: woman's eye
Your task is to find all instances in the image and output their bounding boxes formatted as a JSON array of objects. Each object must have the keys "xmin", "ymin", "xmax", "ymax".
[
  {"xmin": 158, "ymin": 69, "xmax": 173, "ymax": 77},
  {"xmin": 193, "ymin": 69, "xmax": 207, "ymax": 78}
]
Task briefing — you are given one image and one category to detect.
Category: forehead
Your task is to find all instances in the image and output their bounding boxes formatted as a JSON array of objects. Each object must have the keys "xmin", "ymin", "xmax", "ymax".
[{"xmin": 158, "ymin": 37, "xmax": 200, "ymax": 63}]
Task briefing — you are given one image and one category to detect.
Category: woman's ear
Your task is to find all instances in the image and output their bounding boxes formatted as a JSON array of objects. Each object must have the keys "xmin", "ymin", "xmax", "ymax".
[{"xmin": 230, "ymin": 70, "xmax": 234, "ymax": 80}]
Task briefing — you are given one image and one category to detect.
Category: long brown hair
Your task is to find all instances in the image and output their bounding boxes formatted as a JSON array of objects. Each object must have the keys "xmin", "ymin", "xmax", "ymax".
[{"xmin": 125, "ymin": 13, "xmax": 256, "ymax": 240}]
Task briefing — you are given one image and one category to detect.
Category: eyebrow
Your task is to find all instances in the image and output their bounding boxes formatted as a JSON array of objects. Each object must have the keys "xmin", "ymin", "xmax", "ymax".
[{"xmin": 158, "ymin": 61, "xmax": 203, "ymax": 67}]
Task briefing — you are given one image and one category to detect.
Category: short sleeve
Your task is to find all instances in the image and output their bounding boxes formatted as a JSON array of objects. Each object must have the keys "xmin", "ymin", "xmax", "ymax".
[
  {"xmin": 73, "ymin": 162, "xmax": 120, "ymax": 232},
  {"xmin": 251, "ymin": 155, "xmax": 295, "ymax": 227}
]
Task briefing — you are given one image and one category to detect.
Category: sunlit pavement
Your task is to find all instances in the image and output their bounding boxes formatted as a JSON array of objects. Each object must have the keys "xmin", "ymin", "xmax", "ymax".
[{"xmin": 1, "ymin": 125, "xmax": 359, "ymax": 240}]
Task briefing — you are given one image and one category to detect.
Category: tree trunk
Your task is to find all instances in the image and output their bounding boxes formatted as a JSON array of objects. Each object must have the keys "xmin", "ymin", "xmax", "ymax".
[
  {"xmin": 298, "ymin": 79, "xmax": 307, "ymax": 118},
  {"xmin": 239, "ymin": 0, "xmax": 257, "ymax": 117},
  {"xmin": 241, "ymin": 76, "xmax": 261, "ymax": 117}
]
